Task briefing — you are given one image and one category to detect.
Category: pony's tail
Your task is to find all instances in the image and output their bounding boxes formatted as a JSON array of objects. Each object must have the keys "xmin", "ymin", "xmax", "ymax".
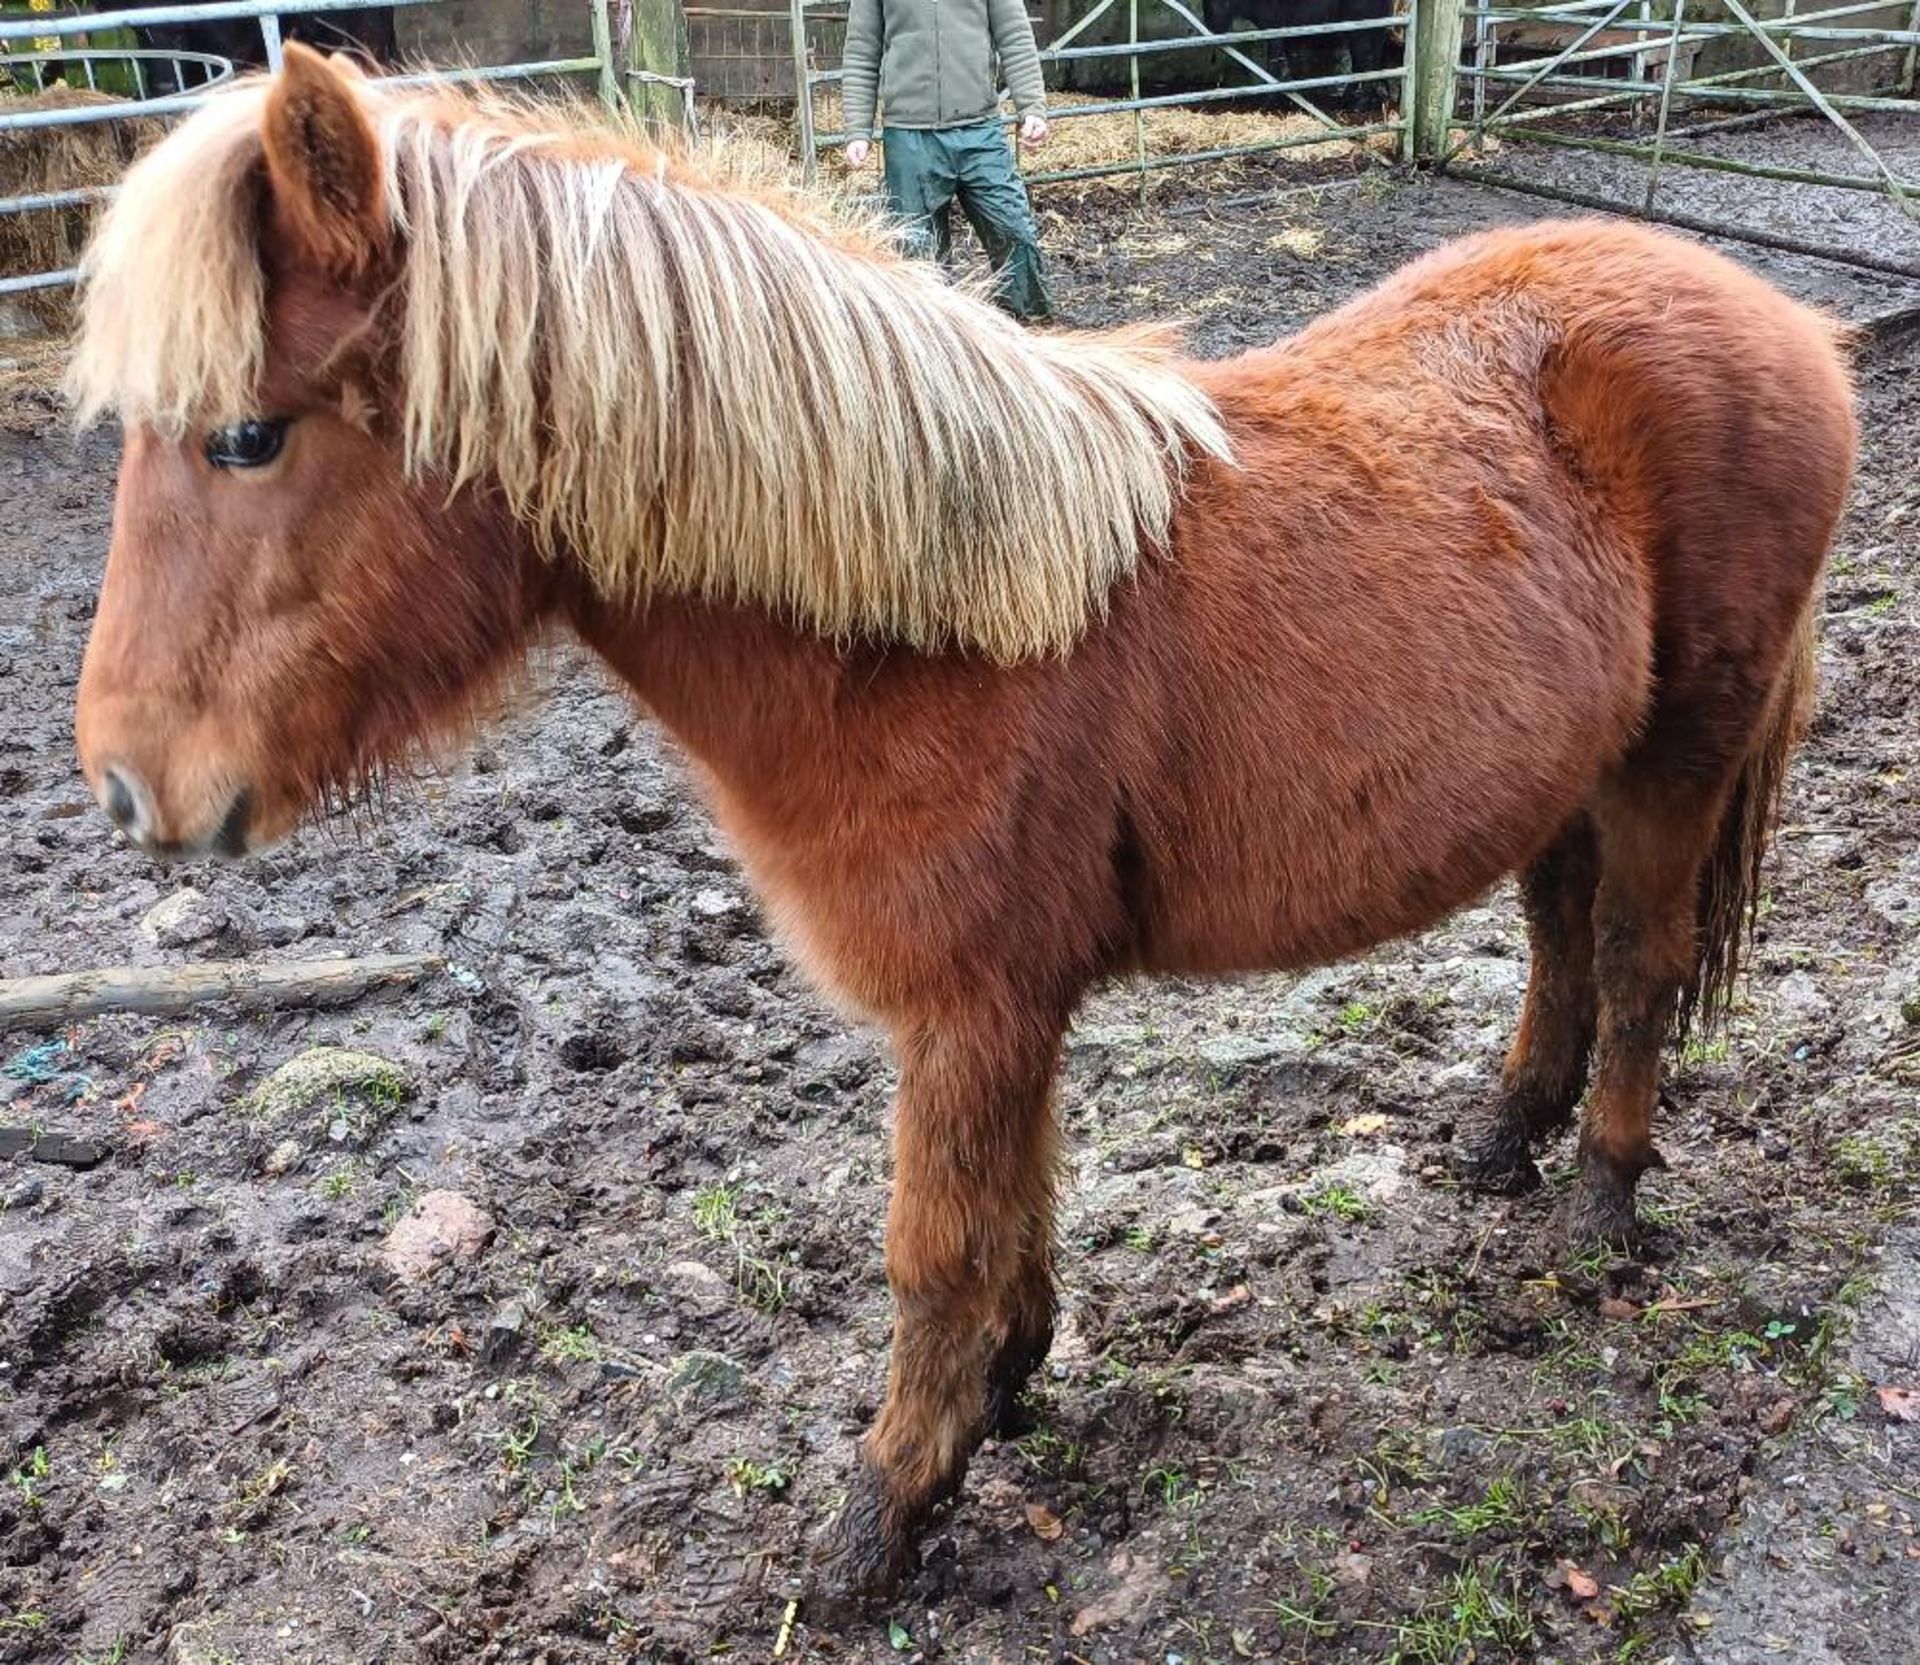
[{"xmin": 1676, "ymin": 597, "xmax": 1820, "ymax": 1041}]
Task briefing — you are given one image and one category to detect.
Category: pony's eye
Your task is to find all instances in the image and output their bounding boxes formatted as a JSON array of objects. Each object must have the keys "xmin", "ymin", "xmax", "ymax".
[{"xmin": 205, "ymin": 418, "xmax": 288, "ymax": 470}]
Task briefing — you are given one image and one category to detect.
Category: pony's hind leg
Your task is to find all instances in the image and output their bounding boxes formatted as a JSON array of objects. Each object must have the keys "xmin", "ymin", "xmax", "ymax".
[
  {"xmin": 809, "ymin": 1011, "xmax": 1062, "ymax": 1609},
  {"xmin": 1458, "ymin": 816, "xmax": 1600, "ymax": 1192},
  {"xmin": 1568, "ymin": 777, "xmax": 1727, "ymax": 1247}
]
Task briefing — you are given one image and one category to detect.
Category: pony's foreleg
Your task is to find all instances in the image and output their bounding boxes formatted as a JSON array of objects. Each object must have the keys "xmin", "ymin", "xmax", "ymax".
[
  {"xmin": 809, "ymin": 1012, "xmax": 1062, "ymax": 1608},
  {"xmin": 1568, "ymin": 778, "xmax": 1725, "ymax": 1247},
  {"xmin": 983, "ymin": 1194, "xmax": 1058, "ymax": 1439},
  {"xmin": 1458, "ymin": 817, "xmax": 1600, "ymax": 1192}
]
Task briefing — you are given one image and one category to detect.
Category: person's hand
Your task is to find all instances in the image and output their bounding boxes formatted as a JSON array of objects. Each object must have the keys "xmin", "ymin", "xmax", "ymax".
[
  {"xmin": 1019, "ymin": 113, "xmax": 1049, "ymax": 152},
  {"xmin": 845, "ymin": 138, "xmax": 872, "ymax": 167}
]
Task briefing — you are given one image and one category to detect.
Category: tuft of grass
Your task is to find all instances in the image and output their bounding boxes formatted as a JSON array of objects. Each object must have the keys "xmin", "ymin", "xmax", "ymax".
[
  {"xmin": 1613, "ymin": 1543, "xmax": 1707, "ymax": 1624},
  {"xmin": 692, "ymin": 1182, "xmax": 740, "ymax": 1241},
  {"xmin": 1262, "ymin": 1565, "xmax": 1339, "ymax": 1643},
  {"xmin": 539, "ymin": 1323, "xmax": 601, "ymax": 1366},
  {"xmin": 1410, "ymin": 1474, "xmax": 1533, "ymax": 1538},
  {"xmin": 1371, "ymin": 1563, "xmax": 1535, "ymax": 1664},
  {"xmin": 1301, "ymin": 1180, "xmax": 1372, "ymax": 1223},
  {"xmin": 691, "ymin": 1181, "xmax": 789, "ymax": 1312},
  {"xmin": 8, "ymin": 1446, "xmax": 49, "ymax": 1510},
  {"xmin": 1012, "ymin": 1424, "xmax": 1087, "ymax": 1480},
  {"xmin": 725, "ymin": 1455, "xmax": 794, "ymax": 1497}
]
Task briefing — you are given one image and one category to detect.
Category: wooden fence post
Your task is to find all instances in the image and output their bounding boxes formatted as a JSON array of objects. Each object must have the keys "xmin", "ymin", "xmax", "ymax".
[
  {"xmin": 629, "ymin": 0, "xmax": 692, "ymax": 129},
  {"xmin": 1408, "ymin": 0, "xmax": 1467, "ymax": 164}
]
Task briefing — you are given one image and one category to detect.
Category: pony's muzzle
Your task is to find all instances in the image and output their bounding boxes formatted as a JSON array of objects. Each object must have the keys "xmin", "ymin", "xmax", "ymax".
[{"xmin": 92, "ymin": 763, "xmax": 252, "ymax": 861}]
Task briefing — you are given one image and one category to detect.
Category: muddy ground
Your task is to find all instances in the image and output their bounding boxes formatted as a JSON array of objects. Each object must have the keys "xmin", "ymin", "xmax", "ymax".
[{"xmin": 1, "ymin": 139, "xmax": 1917, "ymax": 1665}]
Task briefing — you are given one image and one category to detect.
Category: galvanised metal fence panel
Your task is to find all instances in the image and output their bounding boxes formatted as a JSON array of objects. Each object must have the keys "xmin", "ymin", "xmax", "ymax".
[
  {"xmin": 0, "ymin": 0, "xmax": 680, "ymax": 297},
  {"xmin": 786, "ymin": 0, "xmax": 1416, "ymax": 186},
  {"xmin": 1431, "ymin": 0, "xmax": 1918, "ymax": 260}
]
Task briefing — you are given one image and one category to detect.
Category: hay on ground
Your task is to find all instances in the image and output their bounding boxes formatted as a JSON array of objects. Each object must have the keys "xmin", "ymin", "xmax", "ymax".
[
  {"xmin": 0, "ymin": 84, "xmax": 156, "ymax": 331},
  {"xmin": 807, "ymin": 89, "xmax": 1395, "ymax": 188}
]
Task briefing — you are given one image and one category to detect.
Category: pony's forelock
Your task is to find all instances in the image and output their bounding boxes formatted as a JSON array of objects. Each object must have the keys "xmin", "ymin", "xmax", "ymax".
[
  {"xmin": 68, "ymin": 81, "xmax": 274, "ymax": 436},
  {"xmin": 70, "ymin": 77, "xmax": 1233, "ymax": 661}
]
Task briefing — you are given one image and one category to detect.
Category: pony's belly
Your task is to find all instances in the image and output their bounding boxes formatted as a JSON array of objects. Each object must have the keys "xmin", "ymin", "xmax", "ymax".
[{"xmin": 1139, "ymin": 820, "xmax": 1537, "ymax": 978}]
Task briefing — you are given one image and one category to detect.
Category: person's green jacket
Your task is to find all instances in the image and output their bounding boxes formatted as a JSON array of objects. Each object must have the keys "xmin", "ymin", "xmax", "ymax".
[{"xmin": 840, "ymin": 0, "xmax": 1047, "ymax": 141}]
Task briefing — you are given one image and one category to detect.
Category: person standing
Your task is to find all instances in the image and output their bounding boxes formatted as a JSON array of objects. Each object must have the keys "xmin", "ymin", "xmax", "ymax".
[{"xmin": 840, "ymin": 0, "xmax": 1055, "ymax": 322}]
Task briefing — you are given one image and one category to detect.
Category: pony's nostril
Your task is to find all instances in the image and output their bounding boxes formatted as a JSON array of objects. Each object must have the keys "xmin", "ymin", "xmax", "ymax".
[
  {"xmin": 102, "ymin": 767, "xmax": 141, "ymax": 833},
  {"xmin": 212, "ymin": 788, "xmax": 253, "ymax": 860}
]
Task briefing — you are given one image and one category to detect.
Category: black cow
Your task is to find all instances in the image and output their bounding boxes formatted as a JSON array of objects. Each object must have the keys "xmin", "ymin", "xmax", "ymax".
[
  {"xmin": 1201, "ymin": 0, "xmax": 1402, "ymax": 108},
  {"xmin": 125, "ymin": 6, "xmax": 397, "ymax": 96}
]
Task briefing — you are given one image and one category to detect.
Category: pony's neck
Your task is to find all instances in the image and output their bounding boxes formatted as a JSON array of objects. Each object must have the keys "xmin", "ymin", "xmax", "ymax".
[{"xmin": 564, "ymin": 578, "xmax": 849, "ymax": 808}]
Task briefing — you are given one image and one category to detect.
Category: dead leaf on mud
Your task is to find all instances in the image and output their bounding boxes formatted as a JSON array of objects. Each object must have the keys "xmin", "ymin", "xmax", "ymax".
[
  {"xmin": 1024, "ymin": 1500, "xmax": 1065, "ymax": 1541},
  {"xmin": 1875, "ymin": 1384, "xmax": 1920, "ymax": 1421}
]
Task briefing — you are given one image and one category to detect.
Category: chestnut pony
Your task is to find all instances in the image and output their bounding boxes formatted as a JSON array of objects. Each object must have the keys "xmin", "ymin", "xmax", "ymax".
[{"xmin": 70, "ymin": 47, "xmax": 1852, "ymax": 1605}]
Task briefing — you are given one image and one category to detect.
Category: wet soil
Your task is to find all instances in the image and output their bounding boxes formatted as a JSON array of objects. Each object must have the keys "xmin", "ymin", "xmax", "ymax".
[{"xmin": 1, "ymin": 149, "xmax": 1917, "ymax": 1665}]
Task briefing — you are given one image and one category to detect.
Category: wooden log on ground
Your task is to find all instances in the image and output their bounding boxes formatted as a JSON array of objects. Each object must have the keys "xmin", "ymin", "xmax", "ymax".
[
  {"xmin": 0, "ymin": 955, "xmax": 442, "ymax": 1035},
  {"xmin": 0, "ymin": 1127, "xmax": 109, "ymax": 1168}
]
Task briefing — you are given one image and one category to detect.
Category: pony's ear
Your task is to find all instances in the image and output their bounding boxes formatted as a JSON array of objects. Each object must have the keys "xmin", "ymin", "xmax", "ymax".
[{"xmin": 261, "ymin": 42, "xmax": 387, "ymax": 279}]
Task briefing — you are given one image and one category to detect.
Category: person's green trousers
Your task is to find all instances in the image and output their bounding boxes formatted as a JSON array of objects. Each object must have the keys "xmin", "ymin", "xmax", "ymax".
[{"xmin": 881, "ymin": 120, "xmax": 1054, "ymax": 323}]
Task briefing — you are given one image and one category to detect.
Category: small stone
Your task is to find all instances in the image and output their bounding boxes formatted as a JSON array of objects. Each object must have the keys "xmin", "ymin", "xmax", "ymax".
[
  {"xmin": 3, "ymin": 1177, "xmax": 45, "ymax": 1212},
  {"xmin": 690, "ymin": 888, "xmax": 741, "ymax": 920},
  {"xmin": 1070, "ymin": 1550, "xmax": 1171, "ymax": 1636},
  {"xmin": 380, "ymin": 1190, "xmax": 494, "ymax": 1283},
  {"xmin": 664, "ymin": 1259, "xmax": 730, "ymax": 1295},
  {"xmin": 140, "ymin": 887, "xmax": 226, "ymax": 948},
  {"xmin": 1332, "ymin": 1548, "xmax": 1373, "ymax": 1588},
  {"xmin": 666, "ymin": 1348, "xmax": 746, "ymax": 1405},
  {"xmin": 482, "ymin": 1300, "xmax": 528, "ymax": 1366},
  {"xmin": 1773, "ymin": 970, "xmax": 1832, "ymax": 1028}
]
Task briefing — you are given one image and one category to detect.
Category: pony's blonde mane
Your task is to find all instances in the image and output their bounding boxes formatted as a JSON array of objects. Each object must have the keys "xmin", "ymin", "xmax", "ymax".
[{"xmin": 70, "ymin": 78, "xmax": 1232, "ymax": 660}]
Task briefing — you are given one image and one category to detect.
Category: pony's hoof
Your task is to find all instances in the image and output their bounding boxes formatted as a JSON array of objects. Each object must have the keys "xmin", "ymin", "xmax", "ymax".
[
  {"xmin": 1562, "ymin": 1177, "xmax": 1641, "ymax": 1254},
  {"xmin": 802, "ymin": 1468, "xmax": 918, "ymax": 1625},
  {"xmin": 1453, "ymin": 1119, "xmax": 1542, "ymax": 1195}
]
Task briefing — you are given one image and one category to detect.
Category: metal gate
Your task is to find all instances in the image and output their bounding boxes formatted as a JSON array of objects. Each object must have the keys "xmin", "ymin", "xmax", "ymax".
[
  {"xmin": 787, "ymin": 0, "xmax": 1417, "ymax": 184},
  {"xmin": 1439, "ymin": 0, "xmax": 1919, "ymax": 267}
]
